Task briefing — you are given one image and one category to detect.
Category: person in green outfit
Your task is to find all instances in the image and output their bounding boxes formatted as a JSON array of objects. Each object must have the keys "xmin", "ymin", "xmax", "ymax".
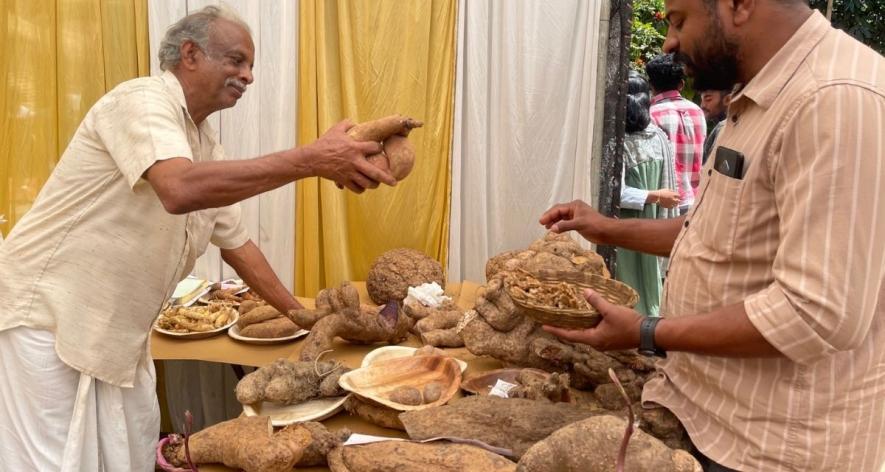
[{"xmin": 616, "ymin": 71, "xmax": 680, "ymax": 316}]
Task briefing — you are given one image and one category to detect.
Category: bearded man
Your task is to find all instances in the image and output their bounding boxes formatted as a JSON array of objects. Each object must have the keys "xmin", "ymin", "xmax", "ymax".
[{"xmin": 540, "ymin": 0, "xmax": 885, "ymax": 470}]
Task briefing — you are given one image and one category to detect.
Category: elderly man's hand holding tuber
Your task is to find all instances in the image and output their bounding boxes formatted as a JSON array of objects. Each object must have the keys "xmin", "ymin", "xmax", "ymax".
[{"xmin": 301, "ymin": 120, "xmax": 397, "ymax": 193}]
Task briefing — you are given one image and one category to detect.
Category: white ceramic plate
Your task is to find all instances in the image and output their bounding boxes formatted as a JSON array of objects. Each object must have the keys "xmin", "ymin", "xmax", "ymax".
[
  {"xmin": 227, "ymin": 324, "xmax": 309, "ymax": 345},
  {"xmin": 242, "ymin": 395, "xmax": 349, "ymax": 427},
  {"xmin": 361, "ymin": 345, "xmax": 468, "ymax": 373},
  {"xmin": 153, "ymin": 309, "xmax": 238, "ymax": 340}
]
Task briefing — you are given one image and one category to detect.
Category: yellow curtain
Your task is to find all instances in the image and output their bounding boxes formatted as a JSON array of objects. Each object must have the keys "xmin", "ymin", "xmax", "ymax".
[
  {"xmin": 295, "ymin": 0, "xmax": 457, "ymax": 296},
  {"xmin": 0, "ymin": 0, "xmax": 149, "ymax": 235}
]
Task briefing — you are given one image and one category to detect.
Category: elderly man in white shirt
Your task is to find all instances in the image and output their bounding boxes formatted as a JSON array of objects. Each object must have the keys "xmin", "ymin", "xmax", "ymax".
[{"xmin": 0, "ymin": 6, "xmax": 395, "ymax": 471}]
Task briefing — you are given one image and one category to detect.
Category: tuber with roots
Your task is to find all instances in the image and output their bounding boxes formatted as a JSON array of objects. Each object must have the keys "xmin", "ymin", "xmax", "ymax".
[
  {"xmin": 347, "ymin": 114, "xmax": 423, "ymax": 181},
  {"xmin": 287, "ymin": 282, "xmax": 413, "ymax": 361},
  {"xmin": 400, "ymin": 395, "xmax": 603, "ymax": 458},
  {"xmin": 516, "ymin": 415, "xmax": 701, "ymax": 472},
  {"xmin": 235, "ymin": 358, "xmax": 348, "ymax": 405},
  {"xmin": 161, "ymin": 416, "xmax": 311, "ymax": 472}
]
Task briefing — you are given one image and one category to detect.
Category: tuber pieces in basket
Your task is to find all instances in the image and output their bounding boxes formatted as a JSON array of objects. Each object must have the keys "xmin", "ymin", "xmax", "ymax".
[
  {"xmin": 516, "ymin": 415, "xmax": 701, "ymax": 472},
  {"xmin": 163, "ymin": 416, "xmax": 311, "ymax": 472},
  {"xmin": 295, "ymin": 282, "xmax": 413, "ymax": 362},
  {"xmin": 235, "ymin": 358, "xmax": 348, "ymax": 405}
]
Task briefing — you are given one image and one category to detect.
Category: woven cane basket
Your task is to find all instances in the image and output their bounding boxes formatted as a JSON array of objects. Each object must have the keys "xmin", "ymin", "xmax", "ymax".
[{"xmin": 505, "ymin": 270, "xmax": 639, "ymax": 329}]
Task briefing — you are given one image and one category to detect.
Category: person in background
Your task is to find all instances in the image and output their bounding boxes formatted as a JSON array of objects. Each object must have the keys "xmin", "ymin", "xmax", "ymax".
[
  {"xmin": 540, "ymin": 0, "xmax": 884, "ymax": 470},
  {"xmin": 646, "ymin": 53, "xmax": 706, "ymax": 214},
  {"xmin": 0, "ymin": 6, "xmax": 395, "ymax": 471},
  {"xmin": 698, "ymin": 88, "xmax": 731, "ymax": 164},
  {"xmin": 618, "ymin": 70, "xmax": 680, "ymax": 316}
]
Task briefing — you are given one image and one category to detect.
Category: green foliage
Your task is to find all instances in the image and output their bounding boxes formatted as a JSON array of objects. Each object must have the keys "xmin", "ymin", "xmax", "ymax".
[
  {"xmin": 629, "ymin": 0, "xmax": 667, "ymax": 71},
  {"xmin": 809, "ymin": 0, "xmax": 885, "ymax": 54}
]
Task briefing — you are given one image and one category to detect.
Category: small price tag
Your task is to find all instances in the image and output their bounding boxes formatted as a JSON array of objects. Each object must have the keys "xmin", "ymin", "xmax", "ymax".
[{"xmin": 488, "ymin": 379, "xmax": 519, "ymax": 398}]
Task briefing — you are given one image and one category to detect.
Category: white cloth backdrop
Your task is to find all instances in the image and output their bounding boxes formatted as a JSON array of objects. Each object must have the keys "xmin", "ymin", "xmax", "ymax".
[
  {"xmin": 448, "ymin": 0, "xmax": 603, "ymax": 282},
  {"xmin": 148, "ymin": 0, "xmax": 298, "ymax": 432}
]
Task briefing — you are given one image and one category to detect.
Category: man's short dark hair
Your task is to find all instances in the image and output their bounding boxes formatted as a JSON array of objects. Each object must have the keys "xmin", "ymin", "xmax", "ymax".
[{"xmin": 645, "ymin": 54, "xmax": 684, "ymax": 92}]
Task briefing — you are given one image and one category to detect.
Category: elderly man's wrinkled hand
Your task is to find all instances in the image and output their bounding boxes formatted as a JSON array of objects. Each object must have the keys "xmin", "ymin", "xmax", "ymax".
[
  {"xmin": 306, "ymin": 120, "xmax": 396, "ymax": 192},
  {"xmin": 542, "ymin": 288, "xmax": 643, "ymax": 351}
]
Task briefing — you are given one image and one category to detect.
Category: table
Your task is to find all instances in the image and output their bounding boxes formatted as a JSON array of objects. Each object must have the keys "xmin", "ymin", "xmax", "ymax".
[{"xmin": 152, "ymin": 281, "xmax": 500, "ymax": 471}]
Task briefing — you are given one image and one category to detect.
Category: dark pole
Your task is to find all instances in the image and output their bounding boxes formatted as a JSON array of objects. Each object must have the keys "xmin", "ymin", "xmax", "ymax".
[{"xmin": 596, "ymin": 0, "xmax": 633, "ymax": 274}]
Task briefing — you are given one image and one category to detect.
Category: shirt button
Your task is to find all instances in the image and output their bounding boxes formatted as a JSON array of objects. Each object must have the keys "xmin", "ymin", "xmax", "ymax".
[
  {"xmin": 732, "ymin": 114, "xmax": 739, "ymax": 124},
  {"xmin": 708, "ymin": 169, "xmax": 712, "ymax": 176},
  {"xmin": 684, "ymin": 220, "xmax": 689, "ymax": 228}
]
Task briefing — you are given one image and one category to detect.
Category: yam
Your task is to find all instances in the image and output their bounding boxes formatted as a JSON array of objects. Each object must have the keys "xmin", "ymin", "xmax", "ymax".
[
  {"xmin": 516, "ymin": 415, "xmax": 701, "ymax": 472},
  {"xmin": 328, "ymin": 441, "xmax": 517, "ymax": 472},
  {"xmin": 237, "ymin": 305, "xmax": 280, "ymax": 329},
  {"xmin": 344, "ymin": 395, "xmax": 405, "ymax": 430},
  {"xmin": 165, "ymin": 416, "xmax": 311, "ymax": 472},
  {"xmin": 381, "ymin": 135, "xmax": 416, "ymax": 180},
  {"xmin": 239, "ymin": 316, "xmax": 298, "ymax": 338},
  {"xmin": 400, "ymin": 396, "xmax": 603, "ymax": 458},
  {"xmin": 346, "ymin": 114, "xmax": 423, "ymax": 142}
]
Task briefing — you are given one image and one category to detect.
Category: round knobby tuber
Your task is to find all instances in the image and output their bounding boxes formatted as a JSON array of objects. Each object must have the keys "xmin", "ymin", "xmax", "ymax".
[{"xmin": 366, "ymin": 248, "xmax": 445, "ymax": 305}]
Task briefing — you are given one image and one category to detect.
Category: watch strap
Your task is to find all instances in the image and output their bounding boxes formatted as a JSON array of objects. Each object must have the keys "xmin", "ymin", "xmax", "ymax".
[{"xmin": 639, "ymin": 316, "xmax": 665, "ymax": 357}]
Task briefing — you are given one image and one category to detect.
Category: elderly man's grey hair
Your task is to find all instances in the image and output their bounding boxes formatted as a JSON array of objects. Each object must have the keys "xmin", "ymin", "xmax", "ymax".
[{"xmin": 158, "ymin": 5, "xmax": 251, "ymax": 71}]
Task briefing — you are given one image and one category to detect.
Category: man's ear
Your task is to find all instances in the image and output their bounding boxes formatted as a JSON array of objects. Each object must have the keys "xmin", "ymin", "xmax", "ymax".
[
  {"xmin": 730, "ymin": 0, "xmax": 755, "ymax": 27},
  {"xmin": 677, "ymin": 79, "xmax": 685, "ymax": 92},
  {"xmin": 179, "ymin": 40, "xmax": 202, "ymax": 71}
]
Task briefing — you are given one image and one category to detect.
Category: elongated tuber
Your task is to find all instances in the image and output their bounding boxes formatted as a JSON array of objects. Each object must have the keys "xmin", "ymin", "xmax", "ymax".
[
  {"xmin": 235, "ymin": 358, "xmax": 348, "ymax": 405},
  {"xmin": 288, "ymin": 282, "xmax": 413, "ymax": 361},
  {"xmin": 162, "ymin": 416, "xmax": 311, "ymax": 472},
  {"xmin": 346, "ymin": 114, "xmax": 423, "ymax": 181},
  {"xmin": 347, "ymin": 114, "xmax": 423, "ymax": 142}
]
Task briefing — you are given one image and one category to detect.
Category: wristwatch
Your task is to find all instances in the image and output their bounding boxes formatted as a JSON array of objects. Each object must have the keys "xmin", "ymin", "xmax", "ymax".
[{"xmin": 638, "ymin": 316, "xmax": 666, "ymax": 357}]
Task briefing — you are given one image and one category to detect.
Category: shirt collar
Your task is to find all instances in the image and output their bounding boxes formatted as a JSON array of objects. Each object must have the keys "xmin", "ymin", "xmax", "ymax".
[
  {"xmin": 160, "ymin": 70, "xmax": 218, "ymax": 141},
  {"xmin": 732, "ymin": 10, "xmax": 830, "ymax": 110},
  {"xmin": 651, "ymin": 90, "xmax": 683, "ymax": 105}
]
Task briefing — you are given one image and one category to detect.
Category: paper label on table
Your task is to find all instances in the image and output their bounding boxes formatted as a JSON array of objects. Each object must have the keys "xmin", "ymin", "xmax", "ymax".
[
  {"xmin": 343, "ymin": 433, "xmax": 404, "ymax": 446},
  {"xmin": 489, "ymin": 379, "xmax": 518, "ymax": 398}
]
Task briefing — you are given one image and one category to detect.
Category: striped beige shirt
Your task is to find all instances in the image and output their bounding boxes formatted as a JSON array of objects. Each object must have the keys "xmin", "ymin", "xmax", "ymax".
[
  {"xmin": 0, "ymin": 71, "xmax": 249, "ymax": 387},
  {"xmin": 643, "ymin": 11, "xmax": 885, "ymax": 471}
]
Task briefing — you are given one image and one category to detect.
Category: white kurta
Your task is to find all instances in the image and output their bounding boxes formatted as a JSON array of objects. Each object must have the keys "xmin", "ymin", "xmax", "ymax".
[{"xmin": 0, "ymin": 327, "xmax": 159, "ymax": 471}]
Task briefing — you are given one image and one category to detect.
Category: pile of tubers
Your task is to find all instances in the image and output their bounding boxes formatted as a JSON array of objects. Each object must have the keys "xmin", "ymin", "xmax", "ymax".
[
  {"xmin": 347, "ymin": 114, "xmax": 423, "ymax": 181},
  {"xmin": 287, "ymin": 282, "xmax": 412, "ymax": 362},
  {"xmin": 459, "ymin": 232, "xmax": 690, "ymax": 449}
]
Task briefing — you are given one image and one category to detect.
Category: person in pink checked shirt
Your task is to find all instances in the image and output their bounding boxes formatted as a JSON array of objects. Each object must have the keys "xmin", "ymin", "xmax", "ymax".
[{"xmin": 646, "ymin": 53, "xmax": 706, "ymax": 214}]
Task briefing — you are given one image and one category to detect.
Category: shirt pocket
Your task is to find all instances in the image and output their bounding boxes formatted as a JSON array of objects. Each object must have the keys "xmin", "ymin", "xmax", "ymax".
[
  {"xmin": 693, "ymin": 170, "xmax": 745, "ymax": 258},
  {"xmin": 183, "ymin": 208, "xmax": 219, "ymax": 272}
]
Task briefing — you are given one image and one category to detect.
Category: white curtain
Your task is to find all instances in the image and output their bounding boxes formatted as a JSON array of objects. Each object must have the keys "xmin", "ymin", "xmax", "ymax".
[
  {"xmin": 447, "ymin": 0, "xmax": 603, "ymax": 283},
  {"xmin": 148, "ymin": 0, "xmax": 298, "ymax": 432},
  {"xmin": 148, "ymin": 0, "xmax": 298, "ymax": 290}
]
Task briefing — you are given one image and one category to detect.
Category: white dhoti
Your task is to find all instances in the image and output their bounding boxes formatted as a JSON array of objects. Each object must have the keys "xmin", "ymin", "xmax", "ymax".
[{"xmin": 0, "ymin": 327, "xmax": 159, "ymax": 471}]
